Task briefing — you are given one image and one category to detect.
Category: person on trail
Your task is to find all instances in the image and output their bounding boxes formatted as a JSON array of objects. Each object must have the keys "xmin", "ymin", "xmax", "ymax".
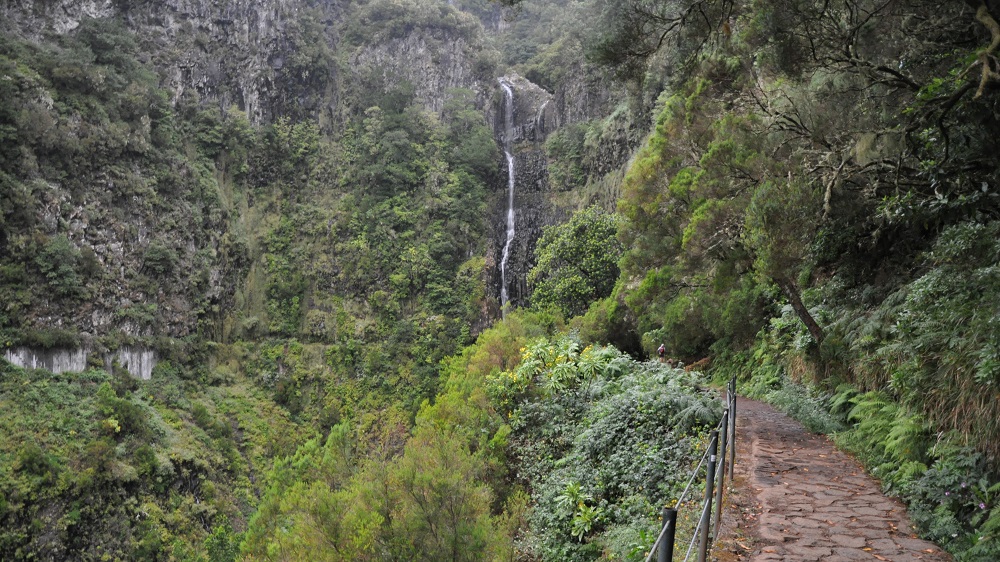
[{"xmin": 657, "ymin": 343, "xmax": 666, "ymax": 362}]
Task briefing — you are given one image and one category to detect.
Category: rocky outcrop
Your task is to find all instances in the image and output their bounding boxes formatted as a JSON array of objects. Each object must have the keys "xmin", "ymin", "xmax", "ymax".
[
  {"xmin": 548, "ymin": 57, "xmax": 620, "ymax": 130},
  {"xmin": 0, "ymin": 0, "xmax": 117, "ymax": 34},
  {"xmin": 488, "ymin": 74, "xmax": 556, "ymax": 146},
  {"xmin": 486, "ymin": 74, "xmax": 561, "ymax": 310},
  {"xmin": 3, "ymin": 348, "xmax": 88, "ymax": 374},
  {"xmin": 0, "ymin": 0, "xmax": 338, "ymax": 124},
  {"xmin": 348, "ymin": 21, "xmax": 491, "ymax": 115},
  {"xmin": 4, "ymin": 346, "xmax": 157, "ymax": 379},
  {"xmin": 113, "ymin": 346, "xmax": 157, "ymax": 380}
]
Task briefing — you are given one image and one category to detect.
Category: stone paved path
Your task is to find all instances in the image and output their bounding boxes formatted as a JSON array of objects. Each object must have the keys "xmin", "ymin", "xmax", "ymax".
[{"xmin": 725, "ymin": 396, "xmax": 951, "ymax": 561}]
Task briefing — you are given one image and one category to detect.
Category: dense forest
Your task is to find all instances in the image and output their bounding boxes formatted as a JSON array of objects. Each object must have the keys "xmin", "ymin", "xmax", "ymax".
[{"xmin": 1, "ymin": 0, "xmax": 999, "ymax": 560}]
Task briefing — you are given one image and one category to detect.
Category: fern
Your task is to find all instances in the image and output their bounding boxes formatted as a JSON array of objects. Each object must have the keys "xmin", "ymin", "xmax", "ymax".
[
  {"xmin": 675, "ymin": 399, "xmax": 719, "ymax": 433},
  {"xmin": 837, "ymin": 391, "xmax": 899, "ymax": 467},
  {"xmin": 891, "ymin": 460, "xmax": 929, "ymax": 487},
  {"xmin": 976, "ymin": 499, "xmax": 1000, "ymax": 541},
  {"xmin": 884, "ymin": 411, "xmax": 929, "ymax": 464},
  {"xmin": 846, "ymin": 391, "xmax": 894, "ymax": 424},
  {"xmin": 828, "ymin": 383, "xmax": 859, "ymax": 417}
]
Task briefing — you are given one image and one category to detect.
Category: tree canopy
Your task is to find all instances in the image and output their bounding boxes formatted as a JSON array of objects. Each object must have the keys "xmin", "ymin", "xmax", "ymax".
[{"xmin": 528, "ymin": 206, "xmax": 624, "ymax": 319}]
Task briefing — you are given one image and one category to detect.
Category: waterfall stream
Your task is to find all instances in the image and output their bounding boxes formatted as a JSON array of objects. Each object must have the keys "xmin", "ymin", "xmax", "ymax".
[
  {"xmin": 534, "ymin": 99, "xmax": 549, "ymax": 140},
  {"xmin": 499, "ymin": 78, "xmax": 516, "ymax": 316}
]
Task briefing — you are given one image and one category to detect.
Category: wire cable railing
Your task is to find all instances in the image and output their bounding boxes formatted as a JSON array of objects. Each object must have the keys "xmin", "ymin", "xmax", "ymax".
[{"xmin": 643, "ymin": 376, "xmax": 737, "ymax": 562}]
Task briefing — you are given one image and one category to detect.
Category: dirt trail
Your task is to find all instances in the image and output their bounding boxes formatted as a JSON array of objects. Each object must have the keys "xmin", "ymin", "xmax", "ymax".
[{"xmin": 714, "ymin": 396, "xmax": 951, "ymax": 561}]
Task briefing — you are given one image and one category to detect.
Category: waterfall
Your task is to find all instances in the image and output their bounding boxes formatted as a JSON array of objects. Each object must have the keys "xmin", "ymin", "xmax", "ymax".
[
  {"xmin": 534, "ymin": 99, "xmax": 549, "ymax": 140},
  {"xmin": 499, "ymin": 78, "xmax": 516, "ymax": 316}
]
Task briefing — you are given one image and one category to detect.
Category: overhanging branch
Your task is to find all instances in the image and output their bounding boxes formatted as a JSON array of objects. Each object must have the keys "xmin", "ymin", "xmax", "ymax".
[{"xmin": 973, "ymin": 2, "xmax": 1000, "ymax": 98}]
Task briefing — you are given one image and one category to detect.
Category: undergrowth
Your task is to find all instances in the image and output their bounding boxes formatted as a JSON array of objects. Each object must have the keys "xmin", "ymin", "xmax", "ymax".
[
  {"xmin": 833, "ymin": 385, "xmax": 1000, "ymax": 560},
  {"xmin": 714, "ymin": 321, "xmax": 1000, "ymax": 561},
  {"xmin": 494, "ymin": 336, "xmax": 724, "ymax": 561}
]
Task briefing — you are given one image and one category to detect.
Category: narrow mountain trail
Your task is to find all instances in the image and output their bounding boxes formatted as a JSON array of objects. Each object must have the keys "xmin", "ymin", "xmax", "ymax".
[{"xmin": 714, "ymin": 397, "xmax": 952, "ymax": 561}]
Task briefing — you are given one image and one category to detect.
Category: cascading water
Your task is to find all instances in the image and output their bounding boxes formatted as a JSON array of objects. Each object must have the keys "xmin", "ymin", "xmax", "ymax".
[
  {"xmin": 499, "ymin": 78, "xmax": 516, "ymax": 316},
  {"xmin": 534, "ymin": 99, "xmax": 549, "ymax": 140}
]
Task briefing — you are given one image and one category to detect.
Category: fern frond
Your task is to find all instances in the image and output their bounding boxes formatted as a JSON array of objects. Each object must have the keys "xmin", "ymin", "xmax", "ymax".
[
  {"xmin": 885, "ymin": 410, "xmax": 929, "ymax": 463},
  {"xmin": 829, "ymin": 383, "xmax": 860, "ymax": 416},
  {"xmin": 847, "ymin": 391, "xmax": 893, "ymax": 423},
  {"xmin": 675, "ymin": 400, "xmax": 719, "ymax": 433}
]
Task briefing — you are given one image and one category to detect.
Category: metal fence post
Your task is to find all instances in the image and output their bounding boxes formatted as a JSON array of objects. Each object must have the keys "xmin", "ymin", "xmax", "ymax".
[
  {"xmin": 728, "ymin": 377, "xmax": 736, "ymax": 481},
  {"xmin": 697, "ymin": 430, "xmax": 718, "ymax": 562},
  {"xmin": 657, "ymin": 507, "xmax": 677, "ymax": 562},
  {"xmin": 714, "ymin": 409, "xmax": 728, "ymax": 537}
]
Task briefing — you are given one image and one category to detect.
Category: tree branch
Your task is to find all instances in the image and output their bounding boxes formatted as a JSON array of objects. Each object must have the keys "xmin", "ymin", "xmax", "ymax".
[
  {"xmin": 823, "ymin": 155, "xmax": 848, "ymax": 220},
  {"xmin": 973, "ymin": 2, "xmax": 1000, "ymax": 98}
]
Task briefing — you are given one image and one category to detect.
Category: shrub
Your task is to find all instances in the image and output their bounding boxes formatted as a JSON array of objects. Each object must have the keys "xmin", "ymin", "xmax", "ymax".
[
  {"xmin": 34, "ymin": 235, "xmax": 86, "ymax": 298},
  {"xmin": 529, "ymin": 207, "xmax": 624, "ymax": 319},
  {"xmin": 494, "ymin": 335, "xmax": 722, "ymax": 560},
  {"xmin": 142, "ymin": 240, "xmax": 178, "ymax": 275}
]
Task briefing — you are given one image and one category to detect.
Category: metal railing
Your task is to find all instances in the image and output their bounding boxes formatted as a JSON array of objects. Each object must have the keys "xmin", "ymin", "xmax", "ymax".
[{"xmin": 643, "ymin": 376, "xmax": 737, "ymax": 562}]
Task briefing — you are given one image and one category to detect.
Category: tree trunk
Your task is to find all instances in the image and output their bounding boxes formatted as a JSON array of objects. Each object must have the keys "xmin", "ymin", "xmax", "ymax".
[{"xmin": 774, "ymin": 277, "xmax": 825, "ymax": 346}]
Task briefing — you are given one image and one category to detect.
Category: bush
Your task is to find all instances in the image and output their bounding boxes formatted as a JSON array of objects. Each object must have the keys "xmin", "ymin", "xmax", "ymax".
[
  {"xmin": 142, "ymin": 240, "xmax": 178, "ymax": 275},
  {"xmin": 528, "ymin": 207, "xmax": 624, "ymax": 319},
  {"xmin": 34, "ymin": 235, "xmax": 86, "ymax": 298},
  {"xmin": 494, "ymin": 335, "xmax": 722, "ymax": 560},
  {"xmin": 762, "ymin": 382, "xmax": 844, "ymax": 434}
]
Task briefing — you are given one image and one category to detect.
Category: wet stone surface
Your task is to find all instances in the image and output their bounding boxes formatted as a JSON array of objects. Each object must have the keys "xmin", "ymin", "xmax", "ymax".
[{"xmin": 726, "ymin": 397, "xmax": 952, "ymax": 562}]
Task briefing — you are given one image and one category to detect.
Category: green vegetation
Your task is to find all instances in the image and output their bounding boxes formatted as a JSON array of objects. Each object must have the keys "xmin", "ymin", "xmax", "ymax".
[
  {"xmin": 0, "ymin": 17, "xmax": 234, "ymax": 344},
  {"xmin": 238, "ymin": 320, "xmax": 720, "ymax": 562},
  {"xmin": 566, "ymin": 1, "xmax": 1000, "ymax": 559},
  {"xmin": 494, "ymin": 336, "xmax": 720, "ymax": 560},
  {"xmin": 0, "ymin": 1, "xmax": 505, "ymax": 557},
  {"xmin": 710, "ymin": 290, "xmax": 1000, "ymax": 560},
  {"xmin": 3, "ymin": 0, "xmax": 1000, "ymax": 560},
  {"xmin": 0, "ymin": 360, "xmax": 307, "ymax": 560},
  {"xmin": 528, "ymin": 206, "xmax": 623, "ymax": 318}
]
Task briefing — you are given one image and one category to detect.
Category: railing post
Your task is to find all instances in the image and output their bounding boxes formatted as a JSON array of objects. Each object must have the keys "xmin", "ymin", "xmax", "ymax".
[
  {"xmin": 714, "ymin": 409, "xmax": 728, "ymax": 537},
  {"xmin": 698, "ymin": 430, "xmax": 718, "ymax": 562},
  {"xmin": 728, "ymin": 377, "xmax": 736, "ymax": 481},
  {"xmin": 657, "ymin": 507, "xmax": 677, "ymax": 562}
]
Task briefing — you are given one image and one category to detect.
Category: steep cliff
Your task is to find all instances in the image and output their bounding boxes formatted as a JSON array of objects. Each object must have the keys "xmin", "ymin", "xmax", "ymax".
[
  {"xmin": 485, "ymin": 73, "xmax": 555, "ymax": 310},
  {"xmin": 0, "ymin": 1, "xmax": 514, "ymax": 557},
  {"xmin": 0, "ymin": 0, "xmax": 505, "ymax": 349},
  {"xmin": 0, "ymin": 1, "xmax": 659, "ymax": 559},
  {"xmin": 1, "ymin": 0, "xmax": 343, "ymax": 124},
  {"xmin": 0, "ymin": 0, "xmax": 640, "ymax": 347},
  {"xmin": 346, "ymin": 5, "xmax": 494, "ymax": 115},
  {"xmin": 0, "ymin": 16, "xmax": 235, "ymax": 347}
]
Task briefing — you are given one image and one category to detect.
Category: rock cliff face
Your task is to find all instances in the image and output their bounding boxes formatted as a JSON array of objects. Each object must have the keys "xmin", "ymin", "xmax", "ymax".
[
  {"xmin": 486, "ymin": 73, "xmax": 558, "ymax": 309},
  {"xmin": 4, "ymin": 346, "xmax": 157, "ymax": 378},
  {"xmin": 0, "ymin": 0, "xmax": 117, "ymax": 34},
  {"xmin": 3, "ymin": 347, "xmax": 88, "ymax": 374},
  {"xmin": 0, "ymin": 0, "xmax": 635, "ymax": 347},
  {"xmin": 552, "ymin": 61, "xmax": 639, "ymax": 181},
  {"xmin": 0, "ymin": 0, "xmax": 496, "ymax": 346},
  {"xmin": 348, "ymin": 23, "xmax": 490, "ymax": 115},
  {"xmin": 125, "ymin": 0, "xmax": 314, "ymax": 123},
  {"xmin": 0, "ymin": 0, "xmax": 511, "ymax": 124},
  {"xmin": 548, "ymin": 58, "xmax": 618, "ymax": 131},
  {"xmin": 1, "ymin": 0, "xmax": 340, "ymax": 124}
]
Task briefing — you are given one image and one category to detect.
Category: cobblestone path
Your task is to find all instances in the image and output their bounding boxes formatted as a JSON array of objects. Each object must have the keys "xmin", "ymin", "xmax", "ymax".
[{"xmin": 726, "ymin": 396, "xmax": 952, "ymax": 562}]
